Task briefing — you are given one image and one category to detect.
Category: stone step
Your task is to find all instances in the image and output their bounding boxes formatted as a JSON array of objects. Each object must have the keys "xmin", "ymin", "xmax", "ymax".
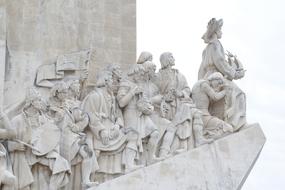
[{"xmin": 88, "ymin": 123, "xmax": 265, "ymax": 190}]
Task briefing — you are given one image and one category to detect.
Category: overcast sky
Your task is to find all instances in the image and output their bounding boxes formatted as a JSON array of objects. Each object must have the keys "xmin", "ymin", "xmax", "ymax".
[{"xmin": 137, "ymin": 0, "xmax": 285, "ymax": 189}]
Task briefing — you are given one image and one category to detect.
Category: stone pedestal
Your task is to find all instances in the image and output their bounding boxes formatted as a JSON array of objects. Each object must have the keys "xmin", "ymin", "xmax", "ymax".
[{"xmin": 90, "ymin": 124, "xmax": 265, "ymax": 190}]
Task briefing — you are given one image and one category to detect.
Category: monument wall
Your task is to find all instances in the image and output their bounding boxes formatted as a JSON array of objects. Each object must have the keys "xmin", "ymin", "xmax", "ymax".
[{"xmin": 0, "ymin": 0, "xmax": 136, "ymax": 110}]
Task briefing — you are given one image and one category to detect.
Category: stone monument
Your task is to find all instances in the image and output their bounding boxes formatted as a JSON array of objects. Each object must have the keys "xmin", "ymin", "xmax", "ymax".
[{"xmin": 0, "ymin": 1, "xmax": 265, "ymax": 190}]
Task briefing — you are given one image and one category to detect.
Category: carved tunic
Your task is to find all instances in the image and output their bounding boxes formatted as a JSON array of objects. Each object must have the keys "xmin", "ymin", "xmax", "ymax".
[
  {"xmin": 117, "ymin": 79, "xmax": 158, "ymax": 140},
  {"xmin": 9, "ymin": 113, "xmax": 70, "ymax": 190},
  {"xmin": 156, "ymin": 69, "xmax": 193, "ymax": 139},
  {"xmin": 198, "ymin": 39, "xmax": 246, "ymax": 130},
  {"xmin": 198, "ymin": 39, "xmax": 236, "ymax": 80},
  {"xmin": 192, "ymin": 80, "xmax": 232, "ymax": 139},
  {"xmin": 82, "ymin": 87, "xmax": 126, "ymax": 174}
]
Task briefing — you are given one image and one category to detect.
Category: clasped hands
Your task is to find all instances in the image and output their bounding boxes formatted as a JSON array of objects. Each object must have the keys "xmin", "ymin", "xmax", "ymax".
[{"xmin": 100, "ymin": 124, "xmax": 120, "ymax": 145}]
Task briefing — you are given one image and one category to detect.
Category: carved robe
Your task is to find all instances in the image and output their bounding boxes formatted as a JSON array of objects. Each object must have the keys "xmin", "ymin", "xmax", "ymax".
[
  {"xmin": 192, "ymin": 80, "xmax": 233, "ymax": 139},
  {"xmin": 9, "ymin": 113, "xmax": 70, "ymax": 190},
  {"xmin": 50, "ymin": 98, "xmax": 96, "ymax": 190},
  {"xmin": 0, "ymin": 142, "xmax": 15, "ymax": 190},
  {"xmin": 156, "ymin": 68, "xmax": 193, "ymax": 140},
  {"xmin": 198, "ymin": 39, "xmax": 246, "ymax": 130},
  {"xmin": 82, "ymin": 87, "xmax": 126, "ymax": 175},
  {"xmin": 139, "ymin": 78, "xmax": 171, "ymax": 142},
  {"xmin": 117, "ymin": 79, "xmax": 158, "ymax": 146}
]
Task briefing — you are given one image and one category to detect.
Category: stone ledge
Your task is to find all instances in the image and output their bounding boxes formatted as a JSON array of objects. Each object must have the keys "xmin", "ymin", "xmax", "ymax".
[{"xmin": 89, "ymin": 123, "xmax": 266, "ymax": 190}]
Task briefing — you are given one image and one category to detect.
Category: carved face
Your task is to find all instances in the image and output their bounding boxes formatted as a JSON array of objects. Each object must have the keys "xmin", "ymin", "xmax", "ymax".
[
  {"xmin": 57, "ymin": 89, "xmax": 69, "ymax": 101},
  {"xmin": 216, "ymin": 29, "xmax": 222, "ymax": 39},
  {"xmin": 70, "ymin": 80, "xmax": 81, "ymax": 97},
  {"xmin": 168, "ymin": 54, "xmax": 175, "ymax": 67},
  {"xmin": 210, "ymin": 79, "xmax": 223, "ymax": 90},
  {"xmin": 105, "ymin": 76, "xmax": 114, "ymax": 90},
  {"xmin": 133, "ymin": 70, "xmax": 145, "ymax": 82},
  {"xmin": 161, "ymin": 53, "xmax": 175, "ymax": 68},
  {"xmin": 137, "ymin": 98, "xmax": 154, "ymax": 115},
  {"xmin": 113, "ymin": 68, "xmax": 122, "ymax": 80}
]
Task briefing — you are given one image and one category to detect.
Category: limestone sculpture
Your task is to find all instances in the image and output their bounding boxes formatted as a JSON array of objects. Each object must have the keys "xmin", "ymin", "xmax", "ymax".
[
  {"xmin": 199, "ymin": 18, "xmax": 247, "ymax": 131},
  {"xmin": 82, "ymin": 69, "xmax": 129, "ymax": 178},
  {"xmin": 8, "ymin": 87, "xmax": 70, "ymax": 190},
  {"xmin": 117, "ymin": 64, "xmax": 162, "ymax": 167},
  {"xmin": 57, "ymin": 80, "xmax": 97, "ymax": 190},
  {"xmin": 0, "ymin": 111, "xmax": 16, "ymax": 190},
  {"xmin": 192, "ymin": 72, "xmax": 234, "ymax": 139},
  {"xmin": 156, "ymin": 52, "xmax": 212, "ymax": 157},
  {"xmin": 0, "ymin": 14, "xmax": 264, "ymax": 190}
]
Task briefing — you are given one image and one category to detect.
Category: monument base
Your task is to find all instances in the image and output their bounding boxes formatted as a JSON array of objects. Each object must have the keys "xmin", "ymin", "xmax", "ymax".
[{"xmin": 90, "ymin": 123, "xmax": 265, "ymax": 190}]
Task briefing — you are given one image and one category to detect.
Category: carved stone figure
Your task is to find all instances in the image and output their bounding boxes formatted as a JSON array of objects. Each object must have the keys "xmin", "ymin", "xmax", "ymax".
[
  {"xmin": 49, "ymin": 82, "xmax": 97, "ymax": 190},
  {"xmin": 0, "ymin": 111, "xmax": 16, "ymax": 190},
  {"xmin": 82, "ymin": 69, "xmax": 137, "ymax": 178},
  {"xmin": 8, "ymin": 87, "xmax": 70, "ymax": 190},
  {"xmin": 199, "ymin": 18, "xmax": 247, "ymax": 131},
  {"xmin": 0, "ymin": 3, "xmax": 264, "ymax": 188},
  {"xmin": 192, "ymin": 72, "xmax": 233, "ymax": 139},
  {"xmin": 67, "ymin": 79, "xmax": 81, "ymax": 102},
  {"xmin": 136, "ymin": 53, "xmax": 172, "ymax": 158},
  {"xmin": 103, "ymin": 64, "xmax": 123, "ymax": 96},
  {"xmin": 117, "ymin": 64, "xmax": 162, "ymax": 168},
  {"xmin": 156, "ymin": 52, "xmax": 212, "ymax": 157}
]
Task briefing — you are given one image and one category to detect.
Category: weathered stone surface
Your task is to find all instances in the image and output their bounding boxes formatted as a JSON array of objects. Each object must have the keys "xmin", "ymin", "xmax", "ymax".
[
  {"xmin": 2, "ymin": 0, "xmax": 136, "ymax": 109},
  {"xmin": 0, "ymin": 7, "xmax": 6, "ymax": 108},
  {"xmin": 0, "ymin": 2, "xmax": 265, "ymax": 189},
  {"xmin": 90, "ymin": 124, "xmax": 265, "ymax": 190}
]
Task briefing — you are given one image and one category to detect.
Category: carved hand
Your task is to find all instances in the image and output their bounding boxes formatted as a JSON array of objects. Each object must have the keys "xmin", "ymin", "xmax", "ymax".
[
  {"xmin": 100, "ymin": 130, "xmax": 110, "ymax": 145},
  {"xmin": 235, "ymin": 69, "xmax": 245, "ymax": 79},
  {"xmin": 133, "ymin": 86, "xmax": 143, "ymax": 95},
  {"xmin": 110, "ymin": 125, "xmax": 120, "ymax": 140},
  {"xmin": 175, "ymin": 90, "xmax": 183, "ymax": 98},
  {"xmin": 164, "ymin": 90, "xmax": 175, "ymax": 102},
  {"xmin": 70, "ymin": 123, "xmax": 80, "ymax": 133},
  {"xmin": 8, "ymin": 141, "xmax": 26, "ymax": 152}
]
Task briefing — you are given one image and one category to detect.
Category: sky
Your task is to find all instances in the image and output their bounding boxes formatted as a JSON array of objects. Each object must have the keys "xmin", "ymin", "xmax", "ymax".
[{"xmin": 137, "ymin": 0, "xmax": 285, "ymax": 189}]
